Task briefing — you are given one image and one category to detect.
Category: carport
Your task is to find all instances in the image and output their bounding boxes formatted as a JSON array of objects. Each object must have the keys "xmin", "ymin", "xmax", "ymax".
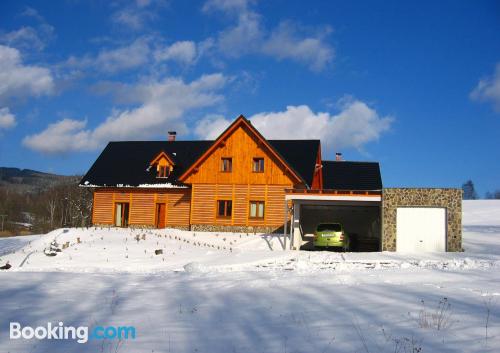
[
  {"xmin": 284, "ymin": 190, "xmax": 382, "ymax": 250},
  {"xmin": 283, "ymin": 160, "xmax": 384, "ymax": 251}
]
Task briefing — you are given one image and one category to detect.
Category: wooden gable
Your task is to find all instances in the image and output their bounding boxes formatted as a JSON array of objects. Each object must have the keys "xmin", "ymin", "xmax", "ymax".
[
  {"xmin": 179, "ymin": 115, "xmax": 303, "ymax": 185},
  {"xmin": 150, "ymin": 151, "xmax": 175, "ymax": 177}
]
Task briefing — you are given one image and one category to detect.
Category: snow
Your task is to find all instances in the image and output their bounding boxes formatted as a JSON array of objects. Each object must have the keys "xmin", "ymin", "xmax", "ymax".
[
  {"xmin": 80, "ymin": 181, "xmax": 187, "ymax": 188},
  {"xmin": 0, "ymin": 200, "xmax": 499, "ymax": 352},
  {"xmin": 137, "ymin": 183, "xmax": 187, "ymax": 188},
  {"xmin": 463, "ymin": 200, "xmax": 500, "ymax": 226}
]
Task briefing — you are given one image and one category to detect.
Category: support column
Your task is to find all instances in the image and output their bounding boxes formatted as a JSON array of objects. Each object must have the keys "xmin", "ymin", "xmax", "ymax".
[
  {"xmin": 292, "ymin": 202, "xmax": 302, "ymax": 250},
  {"xmin": 283, "ymin": 199, "xmax": 288, "ymax": 250}
]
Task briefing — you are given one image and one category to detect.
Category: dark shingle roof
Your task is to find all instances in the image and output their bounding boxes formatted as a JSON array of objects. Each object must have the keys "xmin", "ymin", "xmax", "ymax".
[
  {"xmin": 322, "ymin": 161, "xmax": 382, "ymax": 190},
  {"xmin": 80, "ymin": 141, "xmax": 212, "ymax": 187},
  {"xmin": 268, "ymin": 140, "xmax": 319, "ymax": 187},
  {"xmin": 80, "ymin": 139, "xmax": 320, "ymax": 187}
]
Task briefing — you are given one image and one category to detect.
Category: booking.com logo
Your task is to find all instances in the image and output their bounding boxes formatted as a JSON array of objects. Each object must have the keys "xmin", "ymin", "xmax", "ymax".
[{"xmin": 10, "ymin": 322, "xmax": 136, "ymax": 344}]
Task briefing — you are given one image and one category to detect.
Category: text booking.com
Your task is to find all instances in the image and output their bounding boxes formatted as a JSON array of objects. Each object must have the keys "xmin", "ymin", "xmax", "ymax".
[{"xmin": 10, "ymin": 322, "xmax": 136, "ymax": 344}]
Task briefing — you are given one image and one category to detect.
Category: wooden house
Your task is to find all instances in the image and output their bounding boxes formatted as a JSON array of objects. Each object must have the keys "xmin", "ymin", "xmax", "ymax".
[
  {"xmin": 81, "ymin": 114, "xmax": 462, "ymax": 252},
  {"xmin": 81, "ymin": 115, "xmax": 326, "ymax": 232}
]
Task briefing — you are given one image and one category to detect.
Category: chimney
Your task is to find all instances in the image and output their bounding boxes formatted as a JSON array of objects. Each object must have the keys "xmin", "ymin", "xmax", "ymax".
[
  {"xmin": 168, "ymin": 131, "xmax": 177, "ymax": 142},
  {"xmin": 335, "ymin": 152, "xmax": 343, "ymax": 161}
]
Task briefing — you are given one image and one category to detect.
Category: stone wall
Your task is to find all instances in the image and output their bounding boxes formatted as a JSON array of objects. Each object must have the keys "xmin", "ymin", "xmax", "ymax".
[
  {"xmin": 191, "ymin": 224, "xmax": 283, "ymax": 234},
  {"xmin": 93, "ymin": 224, "xmax": 190, "ymax": 231},
  {"xmin": 382, "ymin": 188, "xmax": 462, "ymax": 252}
]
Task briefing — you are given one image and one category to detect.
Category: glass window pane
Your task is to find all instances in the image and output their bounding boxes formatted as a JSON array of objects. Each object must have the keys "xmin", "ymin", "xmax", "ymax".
[
  {"xmin": 115, "ymin": 204, "xmax": 122, "ymax": 227},
  {"xmin": 250, "ymin": 203, "xmax": 257, "ymax": 217},
  {"xmin": 222, "ymin": 158, "xmax": 232, "ymax": 172},
  {"xmin": 227, "ymin": 201, "xmax": 232, "ymax": 216},
  {"xmin": 258, "ymin": 203, "xmax": 264, "ymax": 218}
]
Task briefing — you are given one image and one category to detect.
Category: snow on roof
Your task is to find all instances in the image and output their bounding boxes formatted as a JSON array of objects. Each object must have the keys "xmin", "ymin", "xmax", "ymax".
[{"xmin": 80, "ymin": 180, "xmax": 188, "ymax": 188}]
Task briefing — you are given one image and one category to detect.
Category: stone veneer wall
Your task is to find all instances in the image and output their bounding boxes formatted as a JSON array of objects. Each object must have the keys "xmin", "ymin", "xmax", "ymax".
[
  {"xmin": 191, "ymin": 224, "xmax": 283, "ymax": 234},
  {"xmin": 382, "ymin": 188, "xmax": 462, "ymax": 252},
  {"xmin": 93, "ymin": 224, "xmax": 190, "ymax": 231}
]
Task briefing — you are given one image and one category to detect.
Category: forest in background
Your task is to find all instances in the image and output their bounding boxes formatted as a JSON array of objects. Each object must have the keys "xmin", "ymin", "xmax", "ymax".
[{"xmin": 0, "ymin": 168, "xmax": 92, "ymax": 236}]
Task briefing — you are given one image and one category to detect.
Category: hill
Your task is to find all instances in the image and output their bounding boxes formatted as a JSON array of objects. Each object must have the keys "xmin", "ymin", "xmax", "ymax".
[{"xmin": 0, "ymin": 167, "xmax": 79, "ymax": 193}]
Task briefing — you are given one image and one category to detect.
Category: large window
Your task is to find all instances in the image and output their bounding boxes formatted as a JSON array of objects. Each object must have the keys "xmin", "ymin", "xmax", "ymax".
[
  {"xmin": 221, "ymin": 158, "xmax": 232, "ymax": 172},
  {"xmin": 217, "ymin": 200, "xmax": 232, "ymax": 218},
  {"xmin": 249, "ymin": 201, "xmax": 265, "ymax": 219},
  {"xmin": 252, "ymin": 158, "xmax": 264, "ymax": 173}
]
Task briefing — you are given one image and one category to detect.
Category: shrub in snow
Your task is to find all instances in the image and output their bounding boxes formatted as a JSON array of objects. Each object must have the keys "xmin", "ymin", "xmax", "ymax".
[
  {"xmin": 44, "ymin": 240, "xmax": 61, "ymax": 256},
  {"xmin": 417, "ymin": 297, "xmax": 455, "ymax": 331}
]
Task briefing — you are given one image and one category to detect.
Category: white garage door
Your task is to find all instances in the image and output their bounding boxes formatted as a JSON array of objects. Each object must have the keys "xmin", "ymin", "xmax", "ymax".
[{"xmin": 396, "ymin": 207, "xmax": 446, "ymax": 252}]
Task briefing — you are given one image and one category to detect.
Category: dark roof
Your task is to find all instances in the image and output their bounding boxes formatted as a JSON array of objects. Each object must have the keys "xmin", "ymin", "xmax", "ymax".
[
  {"xmin": 322, "ymin": 161, "xmax": 382, "ymax": 190},
  {"xmin": 268, "ymin": 140, "xmax": 319, "ymax": 187},
  {"xmin": 80, "ymin": 141, "xmax": 212, "ymax": 187},
  {"xmin": 80, "ymin": 139, "xmax": 320, "ymax": 187}
]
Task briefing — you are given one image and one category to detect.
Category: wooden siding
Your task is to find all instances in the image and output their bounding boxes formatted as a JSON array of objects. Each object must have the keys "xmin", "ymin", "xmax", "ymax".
[
  {"xmin": 92, "ymin": 189, "xmax": 114, "ymax": 224},
  {"xmin": 92, "ymin": 188, "xmax": 191, "ymax": 227},
  {"xmin": 311, "ymin": 146, "xmax": 323, "ymax": 189},
  {"xmin": 130, "ymin": 193, "xmax": 155, "ymax": 225},
  {"xmin": 191, "ymin": 184, "xmax": 289, "ymax": 227},
  {"xmin": 184, "ymin": 125, "xmax": 297, "ymax": 186},
  {"xmin": 166, "ymin": 189, "xmax": 191, "ymax": 226}
]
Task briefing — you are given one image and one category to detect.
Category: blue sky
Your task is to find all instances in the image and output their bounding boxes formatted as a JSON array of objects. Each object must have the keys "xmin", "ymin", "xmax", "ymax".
[{"xmin": 0, "ymin": 0, "xmax": 499, "ymax": 195}]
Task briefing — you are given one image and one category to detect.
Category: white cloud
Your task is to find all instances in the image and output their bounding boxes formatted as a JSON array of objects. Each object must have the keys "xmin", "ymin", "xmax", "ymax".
[
  {"xmin": 110, "ymin": 0, "xmax": 165, "ymax": 30},
  {"xmin": 0, "ymin": 27, "xmax": 45, "ymax": 51},
  {"xmin": 21, "ymin": 7, "xmax": 44, "ymax": 21},
  {"xmin": 262, "ymin": 22, "xmax": 333, "ymax": 72},
  {"xmin": 1, "ymin": 7, "xmax": 55, "ymax": 51},
  {"xmin": 204, "ymin": 0, "xmax": 334, "ymax": 71},
  {"xmin": 66, "ymin": 38, "xmax": 150, "ymax": 73},
  {"xmin": 0, "ymin": 107, "xmax": 16, "ymax": 130},
  {"xmin": 202, "ymin": 0, "xmax": 255, "ymax": 14},
  {"xmin": 194, "ymin": 114, "xmax": 231, "ymax": 139},
  {"xmin": 154, "ymin": 41, "xmax": 197, "ymax": 65},
  {"xmin": 0, "ymin": 45, "xmax": 54, "ymax": 102},
  {"xmin": 22, "ymin": 118, "xmax": 90, "ymax": 153},
  {"xmin": 470, "ymin": 63, "xmax": 500, "ymax": 112},
  {"xmin": 112, "ymin": 8, "xmax": 153, "ymax": 30},
  {"xmin": 217, "ymin": 12, "xmax": 263, "ymax": 56},
  {"xmin": 195, "ymin": 99, "xmax": 393, "ymax": 151},
  {"xmin": 23, "ymin": 73, "xmax": 227, "ymax": 154}
]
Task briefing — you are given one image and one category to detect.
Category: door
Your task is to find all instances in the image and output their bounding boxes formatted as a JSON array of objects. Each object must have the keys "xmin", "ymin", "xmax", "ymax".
[
  {"xmin": 114, "ymin": 203, "xmax": 130, "ymax": 227},
  {"xmin": 396, "ymin": 207, "xmax": 446, "ymax": 252},
  {"xmin": 156, "ymin": 203, "xmax": 166, "ymax": 228}
]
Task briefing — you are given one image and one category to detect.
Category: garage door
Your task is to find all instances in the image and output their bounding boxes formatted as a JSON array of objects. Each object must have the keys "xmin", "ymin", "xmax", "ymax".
[{"xmin": 396, "ymin": 207, "xmax": 446, "ymax": 252}]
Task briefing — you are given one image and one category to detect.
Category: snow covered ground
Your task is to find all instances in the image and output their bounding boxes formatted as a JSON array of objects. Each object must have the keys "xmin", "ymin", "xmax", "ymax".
[{"xmin": 0, "ymin": 200, "xmax": 499, "ymax": 352}]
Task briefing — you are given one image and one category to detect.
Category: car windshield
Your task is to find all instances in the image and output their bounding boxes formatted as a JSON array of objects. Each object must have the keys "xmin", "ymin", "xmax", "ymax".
[{"xmin": 317, "ymin": 223, "xmax": 342, "ymax": 232}]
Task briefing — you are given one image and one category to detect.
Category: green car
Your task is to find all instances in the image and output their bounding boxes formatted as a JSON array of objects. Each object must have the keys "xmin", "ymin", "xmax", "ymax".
[{"xmin": 313, "ymin": 223, "xmax": 350, "ymax": 251}]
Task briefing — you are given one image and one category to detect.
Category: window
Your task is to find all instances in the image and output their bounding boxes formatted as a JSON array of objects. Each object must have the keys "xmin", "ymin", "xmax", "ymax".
[
  {"xmin": 157, "ymin": 165, "xmax": 169, "ymax": 178},
  {"xmin": 316, "ymin": 223, "xmax": 342, "ymax": 232},
  {"xmin": 221, "ymin": 158, "xmax": 232, "ymax": 172},
  {"xmin": 249, "ymin": 201, "xmax": 265, "ymax": 219},
  {"xmin": 217, "ymin": 200, "xmax": 232, "ymax": 218},
  {"xmin": 115, "ymin": 203, "xmax": 130, "ymax": 227},
  {"xmin": 252, "ymin": 158, "xmax": 264, "ymax": 173}
]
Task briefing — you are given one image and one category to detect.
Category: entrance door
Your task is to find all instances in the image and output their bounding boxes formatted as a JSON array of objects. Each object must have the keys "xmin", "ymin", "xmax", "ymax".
[
  {"xmin": 156, "ymin": 203, "xmax": 166, "ymax": 228},
  {"xmin": 115, "ymin": 203, "xmax": 130, "ymax": 227},
  {"xmin": 396, "ymin": 207, "xmax": 446, "ymax": 252}
]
